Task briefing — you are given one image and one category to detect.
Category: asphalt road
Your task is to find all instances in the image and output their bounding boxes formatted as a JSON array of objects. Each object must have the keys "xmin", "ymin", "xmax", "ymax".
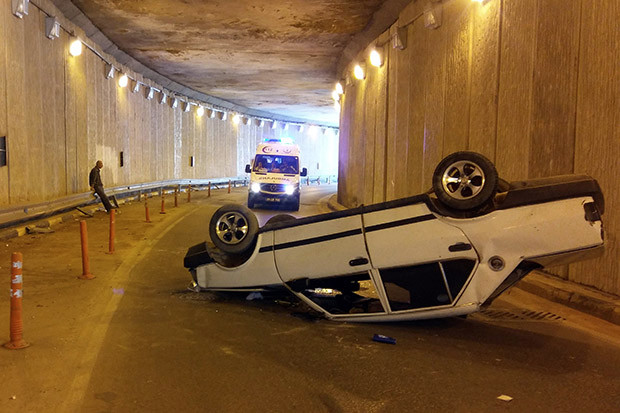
[{"xmin": 1, "ymin": 185, "xmax": 619, "ymax": 412}]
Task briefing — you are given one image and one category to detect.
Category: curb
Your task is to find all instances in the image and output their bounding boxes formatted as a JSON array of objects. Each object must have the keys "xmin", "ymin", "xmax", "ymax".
[
  {"xmin": 517, "ymin": 272, "xmax": 620, "ymax": 326},
  {"xmin": 325, "ymin": 194, "xmax": 620, "ymax": 326}
]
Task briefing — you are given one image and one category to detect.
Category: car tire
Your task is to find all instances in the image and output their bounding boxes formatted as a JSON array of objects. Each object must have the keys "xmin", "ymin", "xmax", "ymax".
[
  {"xmin": 289, "ymin": 194, "xmax": 300, "ymax": 212},
  {"xmin": 247, "ymin": 194, "xmax": 255, "ymax": 209},
  {"xmin": 265, "ymin": 214, "xmax": 297, "ymax": 226},
  {"xmin": 209, "ymin": 204, "xmax": 259, "ymax": 255},
  {"xmin": 432, "ymin": 151, "xmax": 498, "ymax": 210}
]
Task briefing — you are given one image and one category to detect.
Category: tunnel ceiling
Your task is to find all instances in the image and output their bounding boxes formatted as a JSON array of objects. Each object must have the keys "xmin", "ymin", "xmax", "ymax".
[{"xmin": 67, "ymin": 0, "xmax": 391, "ymax": 125}]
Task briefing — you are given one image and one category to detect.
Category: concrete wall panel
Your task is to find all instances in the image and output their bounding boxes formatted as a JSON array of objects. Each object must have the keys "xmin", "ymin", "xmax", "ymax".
[
  {"xmin": 571, "ymin": 0, "xmax": 620, "ymax": 294},
  {"xmin": 0, "ymin": 0, "xmax": 8, "ymax": 204}
]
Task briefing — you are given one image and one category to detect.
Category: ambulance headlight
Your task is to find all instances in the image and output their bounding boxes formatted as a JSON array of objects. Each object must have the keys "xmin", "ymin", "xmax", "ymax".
[
  {"xmin": 285, "ymin": 184, "xmax": 295, "ymax": 195},
  {"xmin": 251, "ymin": 183, "xmax": 261, "ymax": 193}
]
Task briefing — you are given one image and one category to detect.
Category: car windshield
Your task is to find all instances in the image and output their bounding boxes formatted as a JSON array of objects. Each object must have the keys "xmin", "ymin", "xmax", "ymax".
[{"xmin": 253, "ymin": 155, "xmax": 299, "ymax": 174}]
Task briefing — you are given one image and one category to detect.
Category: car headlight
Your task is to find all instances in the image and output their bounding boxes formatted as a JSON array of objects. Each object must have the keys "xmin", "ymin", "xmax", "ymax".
[
  {"xmin": 285, "ymin": 184, "xmax": 295, "ymax": 195},
  {"xmin": 251, "ymin": 183, "xmax": 261, "ymax": 193}
]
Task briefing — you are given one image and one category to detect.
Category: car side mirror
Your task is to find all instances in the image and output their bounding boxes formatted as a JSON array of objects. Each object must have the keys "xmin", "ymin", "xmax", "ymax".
[
  {"xmin": 245, "ymin": 164, "xmax": 251, "ymax": 173},
  {"xmin": 301, "ymin": 167, "xmax": 308, "ymax": 177}
]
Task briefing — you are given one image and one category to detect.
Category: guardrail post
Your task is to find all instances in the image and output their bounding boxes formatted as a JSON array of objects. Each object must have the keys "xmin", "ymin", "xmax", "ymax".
[
  {"xmin": 208, "ymin": 182, "xmax": 211, "ymax": 197},
  {"xmin": 4, "ymin": 252, "xmax": 30, "ymax": 349},
  {"xmin": 160, "ymin": 192, "xmax": 166, "ymax": 214},
  {"xmin": 228, "ymin": 180, "xmax": 231, "ymax": 194},
  {"xmin": 307, "ymin": 177, "xmax": 310, "ymax": 186},
  {"xmin": 79, "ymin": 221, "xmax": 95, "ymax": 280},
  {"xmin": 174, "ymin": 187, "xmax": 178, "ymax": 207},
  {"xmin": 317, "ymin": 176, "xmax": 321, "ymax": 186},
  {"xmin": 107, "ymin": 210, "xmax": 115, "ymax": 254},
  {"xmin": 145, "ymin": 199, "xmax": 151, "ymax": 223}
]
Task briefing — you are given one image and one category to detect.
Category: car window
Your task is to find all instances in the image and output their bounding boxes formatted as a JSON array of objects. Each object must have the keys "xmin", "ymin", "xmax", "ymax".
[
  {"xmin": 379, "ymin": 259, "xmax": 475, "ymax": 311},
  {"xmin": 254, "ymin": 155, "xmax": 299, "ymax": 173}
]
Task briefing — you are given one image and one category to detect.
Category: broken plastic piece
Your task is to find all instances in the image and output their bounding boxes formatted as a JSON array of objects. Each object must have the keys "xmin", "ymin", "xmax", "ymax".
[
  {"xmin": 372, "ymin": 334, "xmax": 396, "ymax": 344},
  {"xmin": 246, "ymin": 292, "xmax": 263, "ymax": 301},
  {"xmin": 497, "ymin": 395, "xmax": 513, "ymax": 402}
]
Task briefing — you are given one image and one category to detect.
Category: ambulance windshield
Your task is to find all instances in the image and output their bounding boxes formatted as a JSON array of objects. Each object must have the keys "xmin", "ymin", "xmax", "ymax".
[{"xmin": 253, "ymin": 155, "xmax": 299, "ymax": 174}]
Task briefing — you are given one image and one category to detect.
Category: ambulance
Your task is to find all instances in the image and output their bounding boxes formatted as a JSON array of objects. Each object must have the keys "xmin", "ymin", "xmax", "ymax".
[{"xmin": 245, "ymin": 137, "xmax": 307, "ymax": 211}]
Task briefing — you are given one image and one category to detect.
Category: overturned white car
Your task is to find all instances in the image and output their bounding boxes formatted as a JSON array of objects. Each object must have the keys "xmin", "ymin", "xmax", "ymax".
[{"xmin": 184, "ymin": 152, "xmax": 605, "ymax": 322}]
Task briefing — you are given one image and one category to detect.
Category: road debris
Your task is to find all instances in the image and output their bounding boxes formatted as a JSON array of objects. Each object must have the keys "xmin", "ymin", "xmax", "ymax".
[
  {"xmin": 246, "ymin": 292, "xmax": 263, "ymax": 301},
  {"xmin": 497, "ymin": 395, "xmax": 513, "ymax": 402},
  {"xmin": 372, "ymin": 334, "xmax": 396, "ymax": 345}
]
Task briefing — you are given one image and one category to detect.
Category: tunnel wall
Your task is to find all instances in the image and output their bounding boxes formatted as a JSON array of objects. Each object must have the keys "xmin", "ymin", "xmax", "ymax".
[
  {"xmin": 0, "ymin": 0, "xmax": 337, "ymax": 208},
  {"xmin": 338, "ymin": 0, "xmax": 620, "ymax": 295}
]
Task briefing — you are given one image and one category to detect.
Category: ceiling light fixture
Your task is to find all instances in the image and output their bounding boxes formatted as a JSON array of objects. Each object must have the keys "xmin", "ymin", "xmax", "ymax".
[
  {"xmin": 105, "ymin": 64, "xmax": 115, "ymax": 79},
  {"xmin": 69, "ymin": 38, "xmax": 83, "ymax": 56},
  {"xmin": 335, "ymin": 82, "xmax": 344, "ymax": 95},
  {"xmin": 353, "ymin": 64, "xmax": 365, "ymax": 80},
  {"xmin": 118, "ymin": 74, "xmax": 128, "ymax": 88},
  {"xmin": 196, "ymin": 106, "xmax": 205, "ymax": 117},
  {"xmin": 370, "ymin": 49, "xmax": 383, "ymax": 67},
  {"xmin": 45, "ymin": 17, "xmax": 60, "ymax": 39},
  {"xmin": 12, "ymin": 0, "xmax": 29, "ymax": 18}
]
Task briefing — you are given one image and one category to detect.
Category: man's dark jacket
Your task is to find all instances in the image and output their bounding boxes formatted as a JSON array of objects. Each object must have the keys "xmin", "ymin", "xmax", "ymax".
[{"xmin": 89, "ymin": 166, "xmax": 103, "ymax": 188}]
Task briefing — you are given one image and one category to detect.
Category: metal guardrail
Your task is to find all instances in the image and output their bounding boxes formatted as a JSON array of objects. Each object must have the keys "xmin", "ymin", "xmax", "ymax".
[
  {"xmin": 0, "ymin": 177, "xmax": 243, "ymax": 231},
  {"xmin": 0, "ymin": 175, "xmax": 338, "ymax": 231}
]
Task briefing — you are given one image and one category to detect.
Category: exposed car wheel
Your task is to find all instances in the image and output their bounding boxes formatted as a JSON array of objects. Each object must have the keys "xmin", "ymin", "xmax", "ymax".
[
  {"xmin": 265, "ymin": 214, "xmax": 297, "ymax": 225},
  {"xmin": 209, "ymin": 204, "xmax": 259, "ymax": 254},
  {"xmin": 432, "ymin": 151, "xmax": 498, "ymax": 210}
]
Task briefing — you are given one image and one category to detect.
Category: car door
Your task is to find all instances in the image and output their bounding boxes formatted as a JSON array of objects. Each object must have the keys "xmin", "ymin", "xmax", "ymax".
[
  {"xmin": 273, "ymin": 210, "xmax": 387, "ymax": 317},
  {"xmin": 362, "ymin": 201, "xmax": 479, "ymax": 312}
]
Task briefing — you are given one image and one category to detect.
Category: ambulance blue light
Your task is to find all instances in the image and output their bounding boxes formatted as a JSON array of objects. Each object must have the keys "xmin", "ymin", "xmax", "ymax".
[{"xmin": 263, "ymin": 137, "xmax": 295, "ymax": 145}]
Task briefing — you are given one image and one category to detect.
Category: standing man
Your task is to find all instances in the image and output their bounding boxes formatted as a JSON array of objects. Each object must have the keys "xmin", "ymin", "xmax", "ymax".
[{"xmin": 89, "ymin": 160, "xmax": 114, "ymax": 212}]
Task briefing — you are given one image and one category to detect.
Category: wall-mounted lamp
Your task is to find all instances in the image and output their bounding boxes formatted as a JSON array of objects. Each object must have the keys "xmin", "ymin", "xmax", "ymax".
[
  {"xmin": 171, "ymin": 98, "xmax": 178, "ymax": 109},
  {"xmin": 331, "ymin": 90, "xmax": 340, "ymax": 102},
  {"xmin": 353, "ymin": 64, "xmax": 366, "ymax": 80},
  {"xmin": 159, "ymin": 91, "xmax": 167, "ymax": 105},
  {"xmin": 258, "ymin": 120, "xmax": 265, "ymax": 128},
  {"xmin": 209, "ymin": 109, "xmax": 217, "ymax": 119},
  {"xmin": 220, "ymin": 111, "xmax": 228, "ymax": 121},
  {"xmin": 271, "ymin": 120, "xmax": 278, "ymax": 129},
  {"xmin": 335, "ymin": 82, "xmax": 344, "ymax": 95},
  {"xmin": 105, "ymin": 64, "xmax": 115, "ymax": 79},
  {"xmin": 369, "ymin": 48, "xmax": 384, "ymax": 67},
  {"xmin": 424, "ymin": 2, "xmax": 443, "ymax": 29},
  {"xmin": 146, "ymin": 87, "xmax": 155, "ymax": 100},
  {"xmin": 118, "ymin": 74, "xmax": 128, "ymax": 88},
  {"xmin": 184, "ymin": 101, "xmax": 191, "ymax": 112},
  {"xmin": 69, "ymin": 38, "xmax": 83, "ymax": 56},
  {"xmin": 131, "ymin": 80, "xmax": 140, "ymax": 93},
  {"xmin": 196, "ymin": 106, "xmax": 205, "ymax": 117},
  {"xmin": 299, "ymin": 124, "xmax": 305, "ymax": 133},
  {"xmin": 45, "ymin": 17, "xmax": 60, "ymax": 39},
  {"xmin": 12, "ymin": 0, "xmax": 29, "ymax": 18},
  {"xmin": 392, "ymin": 27, "xmax": 407, "ymax": 50},
  {"xmin": 283, "ymin": 123, "xmax": 289, "ymax": 131},
  {"xmin": 232, "ymin": 114, "xmax": 241, "ymax": 125}
]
